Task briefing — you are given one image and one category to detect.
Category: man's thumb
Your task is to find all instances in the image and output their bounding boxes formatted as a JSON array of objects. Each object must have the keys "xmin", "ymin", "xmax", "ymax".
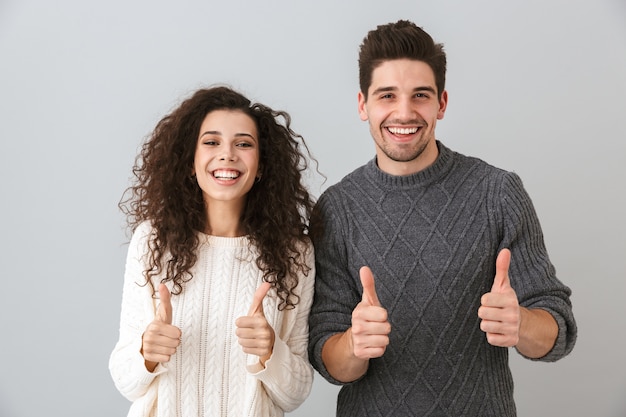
[
  {"xmin": 492, "ymin": 248, "xmax": 512, "ymax": 293},
  {"xmin": 156, "ymin": 283, "xmax": 173, "ymax": 324},
  {"xmin": 360, "ymin": 266, "xmax": 380, "ymax": 306}
]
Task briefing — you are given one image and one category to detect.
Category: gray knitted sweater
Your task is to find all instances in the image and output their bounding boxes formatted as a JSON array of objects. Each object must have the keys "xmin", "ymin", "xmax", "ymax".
[{"xmin": 308, "ymin": 141, "xmax": 577, "ymax": 417}]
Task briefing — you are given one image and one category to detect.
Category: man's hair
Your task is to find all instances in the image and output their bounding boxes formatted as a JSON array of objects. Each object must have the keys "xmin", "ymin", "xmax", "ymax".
[{"xmin": 358, "ymin": 20, "xmax": 447, "ymax": 100}]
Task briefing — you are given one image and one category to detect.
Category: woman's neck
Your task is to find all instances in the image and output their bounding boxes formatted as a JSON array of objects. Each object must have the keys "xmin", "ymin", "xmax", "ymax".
[{"xmin": 204, "ymin": 200, "xmax": 245, "ymax": 237}]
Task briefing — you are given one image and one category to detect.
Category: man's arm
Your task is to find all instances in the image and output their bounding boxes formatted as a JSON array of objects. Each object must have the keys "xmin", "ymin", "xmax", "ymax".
[
  {"xmin": 322, "ymin": 329, "xmax": 369, "ymax": 383},
  {"xmin": 479, "ymin": 248, "xmax": 557, "ymax": 359},
  {"xmin": 516, "ymin": 307, "xmax": 558, "ymax": 358},
  {"xmin": 321, "ymin": 267, "xmax": 391, "ymax": 382}
]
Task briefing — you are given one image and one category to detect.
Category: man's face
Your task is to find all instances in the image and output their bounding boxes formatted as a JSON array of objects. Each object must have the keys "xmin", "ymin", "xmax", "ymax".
[{"xmin": 358, "ymin": 59, "xmax": 447, "ymax": 176}]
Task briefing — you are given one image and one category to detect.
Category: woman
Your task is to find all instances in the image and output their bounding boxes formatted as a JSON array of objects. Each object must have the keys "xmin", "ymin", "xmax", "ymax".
[{"xmin": 109, "ymin": 86, "xmax": 317, "ymax": 417}]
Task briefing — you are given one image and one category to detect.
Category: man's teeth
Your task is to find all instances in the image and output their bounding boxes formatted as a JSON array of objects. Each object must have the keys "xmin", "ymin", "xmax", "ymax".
[
  {"xmin": 213, "ymin": 170, "xmax": 240, "ymax": 179},
  {"xmin": 388, "ymin": 127, "xmax": 418, "ymax": 134}
]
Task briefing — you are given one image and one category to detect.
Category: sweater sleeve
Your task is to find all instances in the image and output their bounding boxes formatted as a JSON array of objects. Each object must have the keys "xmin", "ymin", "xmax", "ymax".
[
  {"xmin": 307, "ymin": 190, "xmax": 361, "ymax": 385},
  {"xmin": 498, "ymin": 172, "xmax": 577, "ymax": 362},
  {"xmin": 109, "ymin": 222, "xmax": 168, "ymax": 402},
  {"xmin": 247, "ymin": 241, "xmax": 316, "ymax": 412}
]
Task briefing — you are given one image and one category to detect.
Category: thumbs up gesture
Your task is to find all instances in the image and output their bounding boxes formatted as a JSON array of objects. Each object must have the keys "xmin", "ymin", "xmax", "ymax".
[
  {"xmin": 235, "ymin": 282, "xmax": 275, "ymax": 366},
  {"xmin": 141, "ymin": 283, "xmax": 182, "ymax": 371},
  {"xmin": 478, "ymin": 249, "xmax": 521, "ymax": 347},
  {"xmin": 350, "ymin": 266, "xmax": 391, "ymax": 359}
]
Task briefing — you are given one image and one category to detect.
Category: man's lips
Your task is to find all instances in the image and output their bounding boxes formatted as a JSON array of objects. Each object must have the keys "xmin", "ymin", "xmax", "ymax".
[{"xmin": 386, "ymin": 126, "xmax": 420, "ymax": 135}]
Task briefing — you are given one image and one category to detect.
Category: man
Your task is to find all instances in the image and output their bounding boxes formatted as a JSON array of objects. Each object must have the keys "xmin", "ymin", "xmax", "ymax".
[{"xmin": 308, "ymin": 20, "xmax": 577, "ymax": 416}]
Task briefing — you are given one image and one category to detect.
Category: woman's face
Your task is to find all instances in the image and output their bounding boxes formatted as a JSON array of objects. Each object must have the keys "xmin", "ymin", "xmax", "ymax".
[{"xmin": 193, "ymin": 109, "xmax": 260, "ymax": 210}]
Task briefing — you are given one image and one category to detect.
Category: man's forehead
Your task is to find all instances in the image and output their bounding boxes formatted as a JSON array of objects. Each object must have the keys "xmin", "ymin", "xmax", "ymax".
[{"xmin": 369, "ymin": 62, "xmax": 437, "ymax": 94}]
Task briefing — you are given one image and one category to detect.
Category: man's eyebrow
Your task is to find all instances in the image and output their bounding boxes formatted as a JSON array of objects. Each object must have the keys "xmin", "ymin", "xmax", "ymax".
[
  {"xmin": 371, "ymin": 86, "xmax": 397, "ymax": 95},
  {"xmin": 370, "ymin": 85, "xmax": 437, "ymax": 95},
  {"xmin": 414, "ymin": 86, "xmax": 437, "ymax": 94}
]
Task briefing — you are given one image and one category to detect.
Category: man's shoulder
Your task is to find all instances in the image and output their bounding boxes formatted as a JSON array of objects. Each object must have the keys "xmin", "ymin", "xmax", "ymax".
[
  {"xmin": 313, "ymin": 162, "xmax": 372, "ymax": 219},
  {"xmin": 322, "ymin": 162, "xmax": 370, "ymax": 194},
  {"xmin": 446, "ymin": 145, "xmax": 511, "ymax": 180}
]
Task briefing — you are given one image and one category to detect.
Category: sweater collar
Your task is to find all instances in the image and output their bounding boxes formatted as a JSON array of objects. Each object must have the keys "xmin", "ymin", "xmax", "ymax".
[
  {"xmin": 365, "ymin": 140, "xmax": 454, "ymax": 188},
  {"xmin": 197, "ymin": 233, "xmax": 250, "ymax": 247}
]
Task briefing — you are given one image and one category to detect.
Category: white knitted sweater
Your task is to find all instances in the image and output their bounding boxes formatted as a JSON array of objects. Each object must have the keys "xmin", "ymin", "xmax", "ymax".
[{"xmin": 109, "ymin": 221, "xmax": 315, "ymax": 417}]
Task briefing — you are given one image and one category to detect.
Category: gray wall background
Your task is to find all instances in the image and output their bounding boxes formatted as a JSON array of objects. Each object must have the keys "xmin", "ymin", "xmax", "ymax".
[{"xmin": 1, "ymin": 0, "xmax": 625, "ymax": 416}]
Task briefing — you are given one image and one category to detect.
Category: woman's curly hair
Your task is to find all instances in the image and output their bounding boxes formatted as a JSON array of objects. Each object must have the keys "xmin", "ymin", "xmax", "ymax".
[{"xmin": 119, "ymin": 86, "xmax": 317, "ymax": 310}]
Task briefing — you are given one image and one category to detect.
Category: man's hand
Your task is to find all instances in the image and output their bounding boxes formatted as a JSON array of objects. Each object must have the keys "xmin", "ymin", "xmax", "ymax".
[
  {"xmin": 351, "ymin": 266, "xmax": 391, "ymax": 359},
  {"xmin": 478, "ymin": 249, "xmax": 521, "ymax": 347}
]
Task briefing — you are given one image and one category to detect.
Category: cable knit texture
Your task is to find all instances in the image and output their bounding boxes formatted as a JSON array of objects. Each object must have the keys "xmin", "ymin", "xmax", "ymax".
[
  {"xmin": 308, "ymin": 141, "xmax": 577, "ymax": 417},
  {"xmin": 110, "ymin": 221, "xmax": 315, "ymax": 417}
]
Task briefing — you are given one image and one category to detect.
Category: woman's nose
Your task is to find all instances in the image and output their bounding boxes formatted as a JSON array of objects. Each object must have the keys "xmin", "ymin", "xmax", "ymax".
[{"xmin": 219, "ymin": 146, "xmax": 236, "ymax": 161}]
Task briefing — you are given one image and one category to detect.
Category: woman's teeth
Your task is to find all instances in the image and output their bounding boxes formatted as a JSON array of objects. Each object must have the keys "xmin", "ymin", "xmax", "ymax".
[{"xmin": 213, "ymin": 169, "xmax": 240, "ymax": 179}]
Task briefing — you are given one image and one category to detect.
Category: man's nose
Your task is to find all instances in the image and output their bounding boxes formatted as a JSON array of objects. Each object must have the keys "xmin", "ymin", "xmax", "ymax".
[{"xmin": 395, "ymin": 99, "xmax": 417, "ymax": 119}]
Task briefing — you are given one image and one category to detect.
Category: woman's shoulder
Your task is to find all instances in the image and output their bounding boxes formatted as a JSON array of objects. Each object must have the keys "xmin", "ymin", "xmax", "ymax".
[
  {"xmin": 134, "ymin": 219, "xmax": 156, "ymax": 236},
  {"xmin": 128, "ymin": 220, "xmax": 156, "ymax": 249},
  {"xmin": 292, "ymin": 237, "xmax": 314, "ymax": 261}
]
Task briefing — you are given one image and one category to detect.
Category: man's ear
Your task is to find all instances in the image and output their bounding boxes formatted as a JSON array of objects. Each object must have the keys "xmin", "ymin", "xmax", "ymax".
[
  {"xmin": 358, "ymin": 91, "xmax": 369, "ymax": 121},
  {"xmin": 437, "ymin": 90, "xmax": 448, "ymax": 120}
]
